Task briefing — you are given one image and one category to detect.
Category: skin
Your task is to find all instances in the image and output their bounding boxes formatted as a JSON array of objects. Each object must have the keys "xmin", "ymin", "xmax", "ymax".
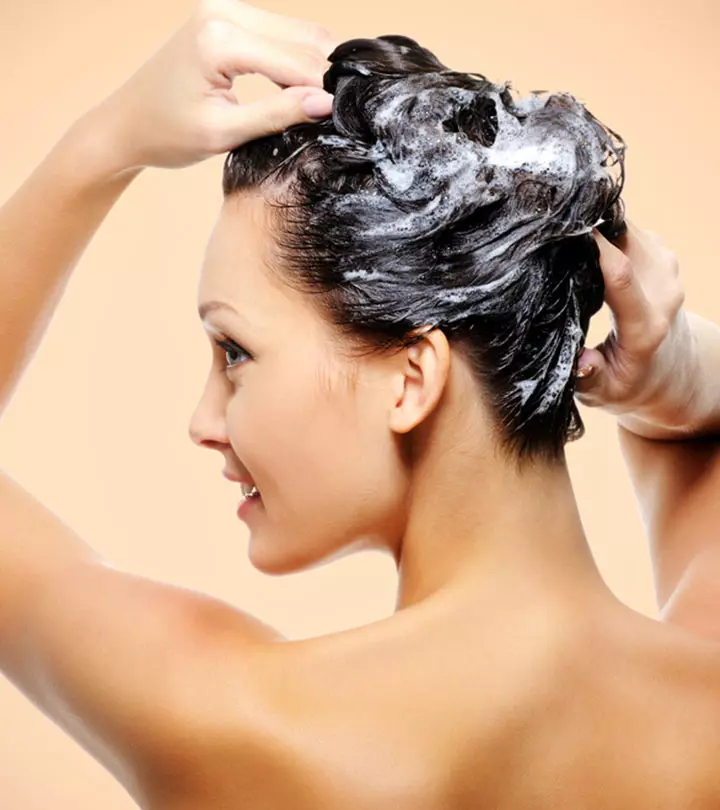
[
  {"xmin": 575, "ymin": 224, "xmax": 720, "ymax": 640},
  {"xmin": 1, "ymin": 2, "xmax": 720, "ymax": 808},
  {"xmin": 173, "ymin": 192, "xmax": 720, "ymax": 810}
]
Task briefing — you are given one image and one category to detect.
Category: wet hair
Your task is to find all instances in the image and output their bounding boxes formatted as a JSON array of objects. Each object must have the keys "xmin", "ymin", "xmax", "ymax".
[{"xmin": 222, "ymin": 35, "xmax": 627, "ymax": 464}]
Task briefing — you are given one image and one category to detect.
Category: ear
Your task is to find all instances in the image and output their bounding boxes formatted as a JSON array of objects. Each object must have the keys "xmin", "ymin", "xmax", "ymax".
[{"xmin": 389, "ymin": 328, "xmax": 451, "ymax": 435}]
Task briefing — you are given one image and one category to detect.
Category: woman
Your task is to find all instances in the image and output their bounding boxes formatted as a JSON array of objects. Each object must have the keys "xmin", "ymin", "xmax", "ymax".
[{"xmin": 1, "ymin": 2, "xmax": 719, "ymax": 808}]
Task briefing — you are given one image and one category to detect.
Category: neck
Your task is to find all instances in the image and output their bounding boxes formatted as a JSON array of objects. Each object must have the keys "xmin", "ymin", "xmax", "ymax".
[{"xmin": 394, "ymin": 449, "xmax": 616, "ymax": 616}]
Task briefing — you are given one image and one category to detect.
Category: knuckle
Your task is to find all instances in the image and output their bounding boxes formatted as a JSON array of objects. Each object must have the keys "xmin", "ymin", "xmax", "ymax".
[
  {"xmin": 195, "ymin": 18, "xmax": 248, "ymax": 71},
  {"xmin": 664, "ymin": 248, "xmax": 680, "ymax": 277},
  {"xmin": 669, "ymin": 287, "xmax": 686, "ymax": 314},
  {"xmin": 284, "ymin": 14, "xmax": 329, "ymax": 41},
  {"xmin": 309, "ymin": 22, "xmax": 335, "ymax": 49},
  {"xmin": 197, "ymin": 17, "xmax": 234, "ymax": 50},
  {"xmin": 315, "ymin": 24, "xmax": 335, "ymax": 42},
  {"xmin": 642, "ymin": 315, "xmax": 670, "ymax": 351},
  {"xmin": 656, "ymin": 314, "xmax": 672, "ymax": 339},
  {"xmin": 260, "ymin": 106, "xmax": 287, "ymax": 133},
  {"xmin": 196, "ymin": 0, "xmax": 230, "ymax": 23},
  {"xmin": 609, "ymin": 256, "xmax": 633, "ymax": 290}
]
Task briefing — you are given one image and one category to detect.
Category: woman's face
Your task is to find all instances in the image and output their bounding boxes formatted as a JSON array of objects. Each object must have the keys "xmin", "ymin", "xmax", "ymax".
[{"xmin": 189, "ymin": 192, "xmax": 408, "ymax": 573}]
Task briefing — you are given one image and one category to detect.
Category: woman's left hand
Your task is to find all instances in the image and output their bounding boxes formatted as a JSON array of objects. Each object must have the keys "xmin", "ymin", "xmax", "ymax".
[
  {"xmin": 574, "ymin": 221, "xmax": 697, "ymax": 436},
  {"xmin": 84, "ymin": 0, "xmax": 337, "ymax": 172}
]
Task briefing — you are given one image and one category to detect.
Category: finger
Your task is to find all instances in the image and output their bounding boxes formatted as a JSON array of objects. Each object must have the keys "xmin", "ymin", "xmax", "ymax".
[
  {"xmin": 217, "ymin": 86, "xmax": 333, "ymax": 147},
  {"xmin": 621, "ymin": 219, "xmax": 661, "ymax": 264},
  {"xmin": 214, "ymin": 26, "xmax": 329, "ymax": 89},
  {"xmin": 594, "ymin": 228, "xmax": 652, "ymax": 345},
  {"xmin": 574, "ymin": 346, "xmax": 603, "ymax": 387},
  {"xmin": 574, "ymin": 346, "xmax": 611, "ymax": 403}
]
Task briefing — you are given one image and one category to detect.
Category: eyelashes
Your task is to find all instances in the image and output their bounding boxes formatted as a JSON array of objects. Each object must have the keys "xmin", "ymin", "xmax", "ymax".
[{"xmin": 213, "ymin": 338, "xmax": 252, "ymax": 371}]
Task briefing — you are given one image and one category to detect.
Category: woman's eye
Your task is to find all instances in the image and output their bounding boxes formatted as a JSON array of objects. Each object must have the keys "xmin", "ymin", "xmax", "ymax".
[{"xmin": 213, "ymin": 338, "xmax": 251, "ymax": 371}]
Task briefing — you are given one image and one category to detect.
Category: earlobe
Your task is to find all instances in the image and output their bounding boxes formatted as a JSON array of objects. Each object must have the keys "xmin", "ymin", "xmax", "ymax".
[{"xmin": 389, "ymin": 329, "xmax": 451, "ymax": 435}]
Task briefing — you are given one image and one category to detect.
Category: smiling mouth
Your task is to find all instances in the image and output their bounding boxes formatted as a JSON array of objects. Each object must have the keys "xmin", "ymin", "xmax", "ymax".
[{"xmin": 237, "ymin": 487, "xmax": 262, "ymax": 518}]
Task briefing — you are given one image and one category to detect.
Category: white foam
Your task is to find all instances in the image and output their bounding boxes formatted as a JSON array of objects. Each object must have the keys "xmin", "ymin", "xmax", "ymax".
[{"xmin": 312, "ymin": 73, "xmax": 621, "ymax": 420}]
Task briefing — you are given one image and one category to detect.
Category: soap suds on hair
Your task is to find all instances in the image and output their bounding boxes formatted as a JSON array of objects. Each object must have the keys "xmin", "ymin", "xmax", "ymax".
[
  {"xmin": 223, "ymin": 36, "xmax": 626, "ymax": 457},
  {"xmin": 310, "ymin": 72, "xmax": 621, "ymax": 417}
]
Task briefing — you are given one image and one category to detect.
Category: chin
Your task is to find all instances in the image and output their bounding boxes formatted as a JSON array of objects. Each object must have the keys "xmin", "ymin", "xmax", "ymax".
[{"xmin": 247, "ymin": 538, "xmax": 332, "ymax": 576}]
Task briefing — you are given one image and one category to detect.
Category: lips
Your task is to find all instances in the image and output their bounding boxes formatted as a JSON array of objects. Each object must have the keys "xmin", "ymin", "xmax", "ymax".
[
  {"xmin": 222, "ymin": 471, "xmax": 254, "ymax": 485},
  {"xmin": 223, "ymin": 471, "xmax": 261, "ymax": 499}
]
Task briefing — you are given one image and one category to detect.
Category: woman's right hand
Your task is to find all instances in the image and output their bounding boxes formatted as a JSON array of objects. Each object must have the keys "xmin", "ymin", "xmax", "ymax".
[
  {"xmin": 574, "ymin": 221, "xmax": 703, "ymax": 438},
  {"xmin": 78, "ymin": 0, "xmax": 337, "ymax": 174}
]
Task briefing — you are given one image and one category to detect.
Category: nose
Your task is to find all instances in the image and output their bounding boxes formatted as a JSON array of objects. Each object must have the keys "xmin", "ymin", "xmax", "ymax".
[{"xmin": 188, "ymin": 378, "xmax": 231, "ymax": 449}]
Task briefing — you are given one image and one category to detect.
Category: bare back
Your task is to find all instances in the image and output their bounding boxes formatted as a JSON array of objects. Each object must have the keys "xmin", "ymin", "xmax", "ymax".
[{"xmin": 146, "ymin": 596, "xmax": 720, "ymax": 810}]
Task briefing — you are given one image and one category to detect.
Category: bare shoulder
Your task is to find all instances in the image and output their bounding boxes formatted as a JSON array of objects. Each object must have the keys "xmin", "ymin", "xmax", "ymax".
[
  {"xmin": 149, "ymin": 602, "xmax": 591, "ymax": 807},
  {"xmin": 149, "ymin": 599, "xmax": 720, "ymax": 810},
  {"xmin": 557, "ymin": 610, "xmax": 720, "ymax": 806},
  {"xmin": 164, "ymin": 604, "xmax": 720, "ymax": 809},
  {"xmin": 146, "ymin": 606, "xmax": 495, "ymax": 808},
  {"xmin": 0, "ymin": 467, "xmax": 291, "ymax": 806}
]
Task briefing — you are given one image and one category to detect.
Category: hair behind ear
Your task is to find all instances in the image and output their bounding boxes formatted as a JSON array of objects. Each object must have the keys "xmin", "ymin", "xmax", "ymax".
[{"xmin": 222, "ymin": 34, "xmax": 626, "ymax": 463}]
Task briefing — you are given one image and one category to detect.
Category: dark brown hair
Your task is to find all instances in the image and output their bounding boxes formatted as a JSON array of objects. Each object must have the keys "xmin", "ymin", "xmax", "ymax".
[{"xmin": 222, "ymin": 34, "xmax": 627, "ymax": 463}]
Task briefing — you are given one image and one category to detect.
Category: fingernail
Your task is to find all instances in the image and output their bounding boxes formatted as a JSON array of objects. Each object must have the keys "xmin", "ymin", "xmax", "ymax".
[
  {"xmin": 575, "ymin": 364, "xmax": 595, "ymax": 379},
  {"xmin": 302, "ymin": 90, "xmax": 333, "ymax": 119}
]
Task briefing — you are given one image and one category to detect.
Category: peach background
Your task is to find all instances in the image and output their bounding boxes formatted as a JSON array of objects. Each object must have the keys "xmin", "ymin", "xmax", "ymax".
[{"xmin": 0, "ymin": 0, "xmax": 717, "ymax": 806}]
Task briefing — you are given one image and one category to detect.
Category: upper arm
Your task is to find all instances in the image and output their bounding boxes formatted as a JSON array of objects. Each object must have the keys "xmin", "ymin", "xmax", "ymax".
[
  {"xmin": 0, "ymin": 468, "xmax": 286, "ymax": 803},
  {"xmin": 618, "ymin": 425, "xmax": 720, "ymax": 618}
]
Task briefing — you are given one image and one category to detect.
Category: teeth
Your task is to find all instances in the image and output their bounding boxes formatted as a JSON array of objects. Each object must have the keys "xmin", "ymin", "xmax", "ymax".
[{"xmin": 241, "ymin": 483, "xmax": 259, "ymax": 497}]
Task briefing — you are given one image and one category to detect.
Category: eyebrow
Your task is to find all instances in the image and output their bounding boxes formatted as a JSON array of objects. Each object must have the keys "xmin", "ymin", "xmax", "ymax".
[{"xmin": 198, "ymin": 300, "xmax": 238, "ymax": 321}]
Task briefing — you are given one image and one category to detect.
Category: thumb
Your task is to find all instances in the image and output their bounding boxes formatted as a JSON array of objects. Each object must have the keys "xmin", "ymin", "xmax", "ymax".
[
  {"xmin": 219, "ymin": 86, "xmax": 333, "ymax": 148},
  {"xmin": 574, "ymin": 345, "xmax": 609, "ymax": 401}
]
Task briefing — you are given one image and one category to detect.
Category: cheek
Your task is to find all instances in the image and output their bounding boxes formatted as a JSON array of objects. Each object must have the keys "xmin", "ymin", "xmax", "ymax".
[
  {"xmin": 229, "ymin": 371, "xmax": 407, "ymax": 573},
  {"xmin": 226, "ymin": 368, "xmax": 391, "ymax": 507},
  {"xmin": 281, "ymin": 391, "xmax": 401, "ymax": 534},
  {"xmin": 224, "ymin": 367, "xmax": 336, "ymax": 487}
]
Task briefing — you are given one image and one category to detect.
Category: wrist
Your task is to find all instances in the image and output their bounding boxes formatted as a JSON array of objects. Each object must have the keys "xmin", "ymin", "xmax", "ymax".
[
  {"xmin": 677, "ymin": 313, "xmax": 720, "ymax": 436},
  {"xmin": 616, "ymin": 316, "xmax": 712, "ymax": 439},
  {"xmin": 616, "ymin": 313, "xmax": 702, "ymax": 438},
  {"xmin": 54, "ymin": 104, "xmax": 146, "ymax": 187}
]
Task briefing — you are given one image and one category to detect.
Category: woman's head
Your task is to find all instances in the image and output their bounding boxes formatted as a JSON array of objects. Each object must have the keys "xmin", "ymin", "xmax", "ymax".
[{"xmin": 190, "ymin": 34, "xmax": 626, "ymax": 574}]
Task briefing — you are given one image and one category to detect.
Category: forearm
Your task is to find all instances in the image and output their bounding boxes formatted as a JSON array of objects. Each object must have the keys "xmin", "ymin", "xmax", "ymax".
[
  {"xmin": 617, "ymin": 312, "xmax": 720, "ymax": 440},
  {"xmin": 618, "ymin": 426, "xmax": 720, "ymax": 612},
  {"xmin": 616, "ymin": 313, "xmax": 720, "ymax": 609},
  {"xmin": 682, "ymin": 313, "xmax": 720, "ymax": 435},
  {"xmin": 0, "ymin": 108, "xmax": 142, "ymax": 418}
]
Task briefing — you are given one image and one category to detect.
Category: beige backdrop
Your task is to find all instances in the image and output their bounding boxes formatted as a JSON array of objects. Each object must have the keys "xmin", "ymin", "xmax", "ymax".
[{"xmin": 0, "ymin": 0, "xmax": 718, "ymax": 806}]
